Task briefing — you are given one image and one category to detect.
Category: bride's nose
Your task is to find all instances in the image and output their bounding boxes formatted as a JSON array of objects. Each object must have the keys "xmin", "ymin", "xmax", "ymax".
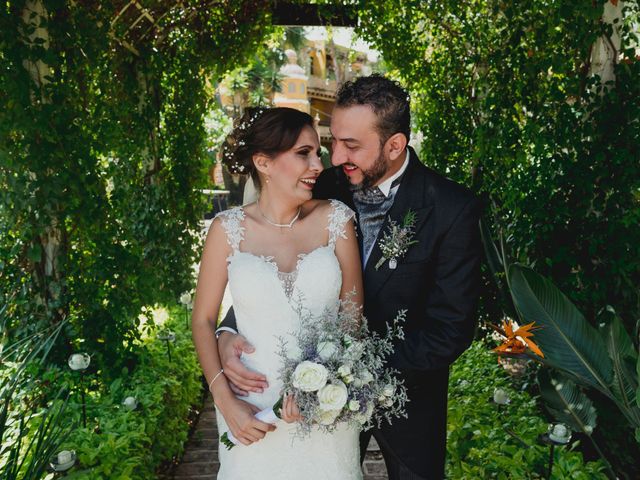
[{"xmin": 309, "ymin": 153, "xmax": 323, "ymax": 173}]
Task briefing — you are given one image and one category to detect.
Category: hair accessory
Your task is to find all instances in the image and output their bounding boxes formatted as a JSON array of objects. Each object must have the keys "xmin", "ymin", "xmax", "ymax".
[{"xmin": 223, "ymin": 107, "xmax": 269, "ymax": 172}]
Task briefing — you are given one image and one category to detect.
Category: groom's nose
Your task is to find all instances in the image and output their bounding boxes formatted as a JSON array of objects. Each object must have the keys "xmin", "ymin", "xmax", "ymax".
[{"xmin": 331, "ymin": 141, "xmax": 347, "ymax": 167}]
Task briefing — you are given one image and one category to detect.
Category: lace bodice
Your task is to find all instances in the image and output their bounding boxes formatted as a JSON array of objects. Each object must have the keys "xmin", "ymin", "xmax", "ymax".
[
  {"xmin": 215, "ymin": 199, "xmax": 356, "ymax": 300},
  {"xmin": 212, "ymin": 200, "xmax": 362, "ymax": 480}
]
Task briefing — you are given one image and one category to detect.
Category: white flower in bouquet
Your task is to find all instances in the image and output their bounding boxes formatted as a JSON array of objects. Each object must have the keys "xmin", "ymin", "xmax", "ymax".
[
  {"xmin": 383, "ymin": 384, "xmax": 396, "ymax": 397},
  {"xmin": 360, "ymin": 369, "xmax": 374, "ymax": 384},
  {"xmin": 355, "ymin": 402, "xmax": 375, "ymax": 425},
  {"xmin": 317, "ymin": 381, "xmax": 348, "ymax": 411},
  {"xmin": 292, "ymin": 361, "xmax": 328, "ymax": 392},
  {"xmin": 220, "ymin": 291, "xmax": 409, "ymax": 449},
  {"xmin": 317, "ymin": 340, "xmax": 339, "ymax": 361},
  {"xmin": 317, "ymin": 408, "xmax": 341, "ymax": 425}
]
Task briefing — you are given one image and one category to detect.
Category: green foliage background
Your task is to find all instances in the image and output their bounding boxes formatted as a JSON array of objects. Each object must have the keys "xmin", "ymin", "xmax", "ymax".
[
  {"xmin": 355, "ymin": 0, "xmax": 640, "ymax": 329},
  {"xmin": 0, "ymin": 1, "xmax": 273, "ymax": 375}
]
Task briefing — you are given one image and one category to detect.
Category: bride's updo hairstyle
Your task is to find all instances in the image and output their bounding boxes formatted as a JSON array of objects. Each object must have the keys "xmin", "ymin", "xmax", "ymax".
[{"xmin": 222, "ymin": 107, "xmax": 315, "ymax": 191}]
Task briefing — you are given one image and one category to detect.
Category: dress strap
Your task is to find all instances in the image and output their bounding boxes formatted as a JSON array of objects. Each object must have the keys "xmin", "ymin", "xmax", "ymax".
[
  {"xmin": 327, "ymin": 199, "xmax": 356, "ymax": 248},
  {"xmin": 214, "ymin": 207, "xmax": 245, "ymax": 252}
]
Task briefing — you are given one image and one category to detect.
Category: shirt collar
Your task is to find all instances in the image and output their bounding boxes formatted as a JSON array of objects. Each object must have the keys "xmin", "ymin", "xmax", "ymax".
[{"xmin": 377, "ymin": 149, "xmax": 409, "ymax": 197}]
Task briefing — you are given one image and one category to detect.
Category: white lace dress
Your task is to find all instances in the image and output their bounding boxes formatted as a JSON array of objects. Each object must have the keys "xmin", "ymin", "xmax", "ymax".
[{"xmin": 214, "ymin": 200, "xmax": 362, "ymax": 480}]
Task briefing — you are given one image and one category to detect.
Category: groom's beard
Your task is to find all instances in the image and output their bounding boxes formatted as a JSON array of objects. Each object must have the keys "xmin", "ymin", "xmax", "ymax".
[{"xmin": 358, "ymin": 149, "xmax": 388, "ymax": 190}]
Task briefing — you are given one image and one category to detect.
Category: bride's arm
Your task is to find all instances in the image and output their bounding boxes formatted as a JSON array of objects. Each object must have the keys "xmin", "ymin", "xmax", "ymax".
[
  {"xmin": 191, "ymin": 218, "xmax": 275, "ymax": 445},
  {"xmin": 334, "ymin": 217, "xmax": 364, "ymax": 311}
]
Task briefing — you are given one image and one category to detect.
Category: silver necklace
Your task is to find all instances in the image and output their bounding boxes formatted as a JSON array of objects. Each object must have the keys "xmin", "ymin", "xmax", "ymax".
[{"xmin": 257, "ymin": 202, "xmax": 302, "ymax": 228}]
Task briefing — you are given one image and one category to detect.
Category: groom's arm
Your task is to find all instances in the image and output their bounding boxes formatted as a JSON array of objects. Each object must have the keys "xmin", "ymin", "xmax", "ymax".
[
  {"xmin": 215, "ymin": 306, "xmax": 238, "ymax": 336},
  {"xmin": 389, "ymin": 195, "xmax": 483, "ymax": 371},
  {"xmin": 216, "ymin": 308, "xmax": 269, "ymax": 395}
]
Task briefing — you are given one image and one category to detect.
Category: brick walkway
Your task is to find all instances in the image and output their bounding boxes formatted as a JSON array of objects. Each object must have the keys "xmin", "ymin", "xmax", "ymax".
[{"xmin": 170, "ymin": 395, "xmax": 388, "ymax": 479}]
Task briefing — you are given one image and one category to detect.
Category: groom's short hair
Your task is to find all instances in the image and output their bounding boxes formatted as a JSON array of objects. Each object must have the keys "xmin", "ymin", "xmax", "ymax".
[{"xmin": 335, "ymin": 74, "xmax": 411, "ymax": 145}]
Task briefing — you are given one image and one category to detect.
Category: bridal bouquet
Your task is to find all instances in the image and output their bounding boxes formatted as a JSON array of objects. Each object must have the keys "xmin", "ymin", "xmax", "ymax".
[{"xmin": 221, "ymin": 296, "xmax": 408, "ymax": 449}]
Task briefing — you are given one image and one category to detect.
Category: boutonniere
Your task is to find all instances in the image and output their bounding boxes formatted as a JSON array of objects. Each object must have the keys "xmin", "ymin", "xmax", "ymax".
[{"xmin": 375, "ymin": 210, "xmax": 419, "ymax": 270}]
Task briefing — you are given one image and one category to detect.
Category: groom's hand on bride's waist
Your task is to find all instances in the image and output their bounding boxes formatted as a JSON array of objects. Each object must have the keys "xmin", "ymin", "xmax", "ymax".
[{"xmin": 218, "ymin": 331, "xmax": 269, "ymax": 395}]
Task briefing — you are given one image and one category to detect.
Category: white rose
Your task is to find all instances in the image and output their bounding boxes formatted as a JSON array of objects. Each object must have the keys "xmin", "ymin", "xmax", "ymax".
[
  {"xmin": 292, "ymin": 361, "xmax": 329, "ymax": 392},
  {"xmin": 337, "ymin": 364, "xmax": 351, "ymax": 377},
  {"xmin": 317, "ymin": 381, "xmax": 349, "ymax": 411},
  {"xmin": 383, "ymin": 384, "xmax": 395, "ymax": 397},
  {"xmin": 348, "ymin": 399, "xmax": 360, "ymax": 412},
  {"xmin": 360, "ymin": 370, "xmax": 374, "ymax": 384},
  {"xmin": 316, "ymin": 408, "xmax": 341, "ymax": 426},
  {"xmin": 317, "ymin": 341, "xmax": 338, "ymax": 361},
  {"xmin": 352, "ymin": 378, "xmax": 364, "ymax": 388}
]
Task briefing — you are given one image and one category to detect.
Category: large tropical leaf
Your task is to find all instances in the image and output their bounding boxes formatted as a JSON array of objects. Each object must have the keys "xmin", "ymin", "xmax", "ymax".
[
  {"xmin": 509, "ymin": 264, "xmax": 613, "ymax": 395},
  {"xmin": 538, "ymin": 368, "xmax": 597, "ymax": 436},
  {"xmin": 604, "ymin": 312, "xmax": 640, "ymax": 429}
]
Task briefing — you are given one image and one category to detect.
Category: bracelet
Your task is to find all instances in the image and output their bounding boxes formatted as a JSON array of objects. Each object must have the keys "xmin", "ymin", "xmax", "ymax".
[{"xmin": 208, "ymin": 369, "xmax": 224, "ymax": 393}]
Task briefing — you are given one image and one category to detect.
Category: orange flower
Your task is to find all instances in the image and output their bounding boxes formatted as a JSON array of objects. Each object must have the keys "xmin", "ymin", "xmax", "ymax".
[{"xmin": 492, "ymin": 319, "xmax": 544, "ymax": 358}]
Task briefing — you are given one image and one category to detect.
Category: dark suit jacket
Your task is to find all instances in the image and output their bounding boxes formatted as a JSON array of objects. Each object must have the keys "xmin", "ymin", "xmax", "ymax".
[
  {"xmin": 314, "ymin": 147, "xmax": 482, "ymax": 477},
  {"xmin": 220, "ymin": 147, "xmax": 482, "ymax": 477}
]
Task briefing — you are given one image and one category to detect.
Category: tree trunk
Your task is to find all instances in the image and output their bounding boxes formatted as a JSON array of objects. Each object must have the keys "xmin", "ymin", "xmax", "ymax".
[{"xmin": 589, "ymin": 0, "xmax": 623, "ymax": 91}]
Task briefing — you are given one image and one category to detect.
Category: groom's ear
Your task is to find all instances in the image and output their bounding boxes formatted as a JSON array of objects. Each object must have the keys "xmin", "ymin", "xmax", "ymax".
[{"xmin": 385, "ymin": 132, "xmax": 408, "ymax": 161}]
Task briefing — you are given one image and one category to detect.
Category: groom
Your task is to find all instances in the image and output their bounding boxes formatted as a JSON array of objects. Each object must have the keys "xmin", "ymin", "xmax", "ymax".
[{"xmin": 217, "ymin": 75, "xmax": 482, "ymax": 479}]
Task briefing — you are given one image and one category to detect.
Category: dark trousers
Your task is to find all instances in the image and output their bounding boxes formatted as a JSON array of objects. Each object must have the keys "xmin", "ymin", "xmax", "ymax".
[{"xmin": 360, "ymin": 430, "xmax": 436, "ymax": 480}]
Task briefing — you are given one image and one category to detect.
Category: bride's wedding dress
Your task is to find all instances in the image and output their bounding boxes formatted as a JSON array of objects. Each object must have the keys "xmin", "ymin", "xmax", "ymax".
[{"xmin": 214, "ymin": 200, "xmax": 363, "ymax": 480}]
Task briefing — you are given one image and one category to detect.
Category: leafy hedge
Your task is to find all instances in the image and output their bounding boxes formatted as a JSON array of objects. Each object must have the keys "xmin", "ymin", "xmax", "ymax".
[
  {"xmin": 53, "ymin": 309, "xmax": 202, "ymax": 480},
  {"xmin": 447, "ymin": 341, "xmax": 607, "ymax": 479}
]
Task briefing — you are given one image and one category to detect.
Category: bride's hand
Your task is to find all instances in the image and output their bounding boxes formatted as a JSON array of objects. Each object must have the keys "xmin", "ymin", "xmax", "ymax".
[
  {"xmin": 280, "ymin": 394, "xmax": 302, "ymax": 424},
  {"xmin": 216, "ymin": 394, "xmax": 276, "ymax": 445}
]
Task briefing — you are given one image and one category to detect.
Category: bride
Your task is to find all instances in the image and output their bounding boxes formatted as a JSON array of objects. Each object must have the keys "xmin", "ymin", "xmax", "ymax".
[{"xmin": 191, "ymin": 107, "xmax": 364, "ymax": 479}]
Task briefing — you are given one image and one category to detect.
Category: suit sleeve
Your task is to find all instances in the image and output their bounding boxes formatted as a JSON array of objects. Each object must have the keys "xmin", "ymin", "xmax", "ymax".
[
  {"xmin": 215, "ymin": 306, "xmax": 238, "ymax": 336},
  {"xmin": 390, "ymin": 195, "xmax": 483, "ymax": 371}
]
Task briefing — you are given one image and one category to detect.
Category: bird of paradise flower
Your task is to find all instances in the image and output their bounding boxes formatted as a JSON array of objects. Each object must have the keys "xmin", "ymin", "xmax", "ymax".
[{"xmin": 492, "ymin": 318, "xmax": 545, "ymax": 358}]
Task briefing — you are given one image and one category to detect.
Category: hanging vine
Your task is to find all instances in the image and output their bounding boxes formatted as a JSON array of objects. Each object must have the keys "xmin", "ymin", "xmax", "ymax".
[{"xmin": 0, "ymin": 0, "xmax": 273, "ymax": 371}]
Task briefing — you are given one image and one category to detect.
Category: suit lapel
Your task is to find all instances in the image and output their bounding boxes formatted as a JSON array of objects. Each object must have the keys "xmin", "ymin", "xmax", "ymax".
[{"xmin": 364, "ymin": 151, "xmax": 433, "ymax": 298}]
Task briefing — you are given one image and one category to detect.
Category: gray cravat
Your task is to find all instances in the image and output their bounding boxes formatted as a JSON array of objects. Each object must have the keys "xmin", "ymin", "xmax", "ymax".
[{"xmin": 352, "ymin": 178, "xmax": 402, "ymax": 267}]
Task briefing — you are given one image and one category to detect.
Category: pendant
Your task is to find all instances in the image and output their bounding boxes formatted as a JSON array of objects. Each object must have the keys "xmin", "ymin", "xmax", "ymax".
[{"xmin": 388, "ymin": 258, "xmax": 397, "ymax": 269}]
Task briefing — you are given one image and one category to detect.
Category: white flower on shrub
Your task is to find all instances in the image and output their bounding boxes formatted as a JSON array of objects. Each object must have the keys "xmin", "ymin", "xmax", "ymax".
[
  {"xmin": 317, "ymin": 340, "xmax": 338, "ymax": 361},
  {"xmin": 317, "ymin": 380, "xmax": 348, "ymax": 411},
  {"xmin": 292, "ymin": 361, "xmax": 328, "ymax": 392},
  {"xmin": 180, "ymin": 291, "xmax": 192, "ymax": 306},
  {"xmin": 493, "ymin": 388, "xmax": 510, "ymax": 405}
]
